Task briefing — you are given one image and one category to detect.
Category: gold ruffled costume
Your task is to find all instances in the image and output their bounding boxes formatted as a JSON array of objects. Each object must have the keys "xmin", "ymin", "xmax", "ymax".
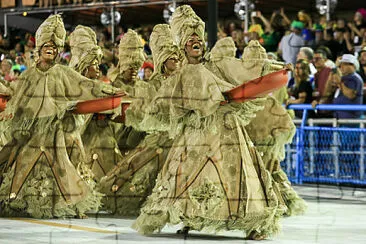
[
  {"xmin": 98, "ymin": 29, "xmax": 155, "ymax": 214},
  {"xmin": 0, "ymin": 15, "xmax": 117, "ymax": 218},
  {"xmin": 98, "ymin": 24, "xmax": 179, "ymax": 216},
  {"xmin": 205, "ymin": 38, "xmax": 306, "ymax": 216},
  {"xmin": 109, "ymin": 29, "xmax": 146, "ymax": 152},
  {"xmin": 68, "ymin": 25, "xmax": 123, "ymax": 181},
  {"xmin": 132, "ymin": 5, "xmax": 286, "ymax": 237}
]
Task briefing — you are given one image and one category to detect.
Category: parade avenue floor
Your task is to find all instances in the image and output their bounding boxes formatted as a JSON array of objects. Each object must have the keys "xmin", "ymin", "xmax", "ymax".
[{"xmin": 1, "ymin": 185, "xmax": 365, "ymax": 244}]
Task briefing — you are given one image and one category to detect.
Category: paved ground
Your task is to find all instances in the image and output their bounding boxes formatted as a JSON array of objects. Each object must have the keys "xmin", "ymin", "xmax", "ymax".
[{"xmin": 0, "ymin": 184, "xmax": 365, "ymax": 244}]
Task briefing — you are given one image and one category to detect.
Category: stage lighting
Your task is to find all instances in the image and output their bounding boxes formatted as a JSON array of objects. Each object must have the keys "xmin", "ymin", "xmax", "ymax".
[
  {"xmin": 101, "ymin": 10, "xmax": 121, "ymax": 26},
  {"xmin": 234, "ymin": 0, "xmax": 255, "ymax": 21},
  {"xmin": 163, "ymin": 0, "xmax": 176, "ymax": 24},
  {"xmin": 315, "ymin": 0, "xmax": 337, "ymax": 15}
]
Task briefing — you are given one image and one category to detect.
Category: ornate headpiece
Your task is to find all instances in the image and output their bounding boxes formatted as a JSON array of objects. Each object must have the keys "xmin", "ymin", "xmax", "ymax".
[
  {"xmin": 149, "ymin": 24, "xmax": 180, "ymax": 78},
  {"xmin": 118, "ymin": 29, "xmax": 145, "ymax": 73},
  {"xmin": 208, "ymin": 37, "xmax": 236, "ymax": 61},
  {"xmin": 69, "ymin": 25, "xmax": 103, "ymax": 74},
  {"xmin": 170, "ymin": 5, "xmax": 205, "ymax": 51},
  {"xmin": 242, "ymin": 40, "xmax": 267, "ymax": 60},
  {"xmin": 35, "ymin": 14, "xmax": 66, "ymax": 55}
]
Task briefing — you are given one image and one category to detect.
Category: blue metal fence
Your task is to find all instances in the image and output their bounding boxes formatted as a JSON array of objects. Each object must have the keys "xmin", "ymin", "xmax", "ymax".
[{"xmin": 282, "ymin": 104, "xmax": 366, "ymax": 186}]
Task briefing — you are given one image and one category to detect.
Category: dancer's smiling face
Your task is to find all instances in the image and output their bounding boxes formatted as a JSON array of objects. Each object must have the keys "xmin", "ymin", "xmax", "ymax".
[
  {"xmin": 185, "ymin": 34, "xmax": 203, "ymax": 58},
  {"xmin": 40, "ymin": 41, "xmax": 58, "ymax": 62},
  {"xmin": 163, "ymin": 54, "xmax": 180, "ymax": 74},
  {"xmin": 122, "ymin": 67, "xmax": 138, "ymax": 84},
  {"xmin": 85, "ymin": 59, "xmax": 100, "ymax": 79}
]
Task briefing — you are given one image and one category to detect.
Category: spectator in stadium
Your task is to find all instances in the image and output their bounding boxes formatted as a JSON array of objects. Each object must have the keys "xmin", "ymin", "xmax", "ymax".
[
  {"xmin": 333, "ymin": 27, "xmax": 354, "ymax": 57},
  {"xmin": 348, "ymin": 8, "xmax": 366, "ymax": 53},
  {"xmin": 14, "ymin": 55, "xmax": 27, "ymax": 72},
  {"xmin": 255, "ymin": 11, "xmax": 282, "ymax": 52},
  {"xmin": 311, "ymin": 49, "xmax": 334, "ymax": 117},
  {"xmin": 358, "ymin": 46, "xmax": 366, "ymax": 82},
  {"xmin": 0, "ymin": 59, "xmax": 15, "ymax": 82},
  {"xmin": 231, "ymin": 28, "xmax": 245, "ymax": 58},
  {"xmin": 278, "ymin": 20, "xmax": 305, "ymax": 65},
  {"xmin": 226, "ymin": 21, "xmax": 238, "ymax": 36},
  {"xmin": 298, "ymin": 10, "xmax": 312, "ymax": 29},
  {"xmin": 297, "ymin": 10, "xmax": 314, "ymax": 45},
  {"xmin": 317, "ymin": 45, "xmax": 336, "ymax": 69},
  {"xmin": 297, "ymin": 46, "xmax": 317, "ymax": 76},
  {"xmin": 287, "ymin": 46, "xmax": 315, "ymax": 88},
  {"xmin": 332, "ymin": 54, "xmax": 363, "ymax": 119},
  {"xmin": 14, "ymin": 42, "xmax": 24, "ymax": 56},
  {"xmin": 12, "ymin": 69, "xmax": 21, "ymax": 78},
  {"xmin": 335, "ymin": 18, "xmax": 347, "ymax": 30},
  {"xmin": 142, "ymin": 61, "xmax": 154, "ymax": 81},
  {"xmin": 217, "ymin": 22, "xmax": 228, "ymax": 39},
  {"xmin": 287, "ymin": 59, "xmax": 314, "ymax": 118},
  {"xmin": 0, "ymin": 37, "xmax": 11, "ymax": 51},
  {"xmin": 267, "ymin": 52, "xmax": 278, "ymax": 60},
  {"xmin": 140, "ymin": 26, "xmax": 153, "ymax": 56},
  {"xmin": 323, "ymin": 28, "xmax": 339, "ymax": 61},
  {"xmin": 270, "ymin": 7, "xmax": 291, "ymax": 38},
  {"xmin": 311, "ymin": 24, "xmax": 327, "ymax": 50},
  {"xmin": 362, "ymin": 31, "xmax": 366, "ymax": 47},
  {"xmin": 23, "ymin": 35, "xmax": 35, "ymax": 67},
  {"xmin": 334, "ymin": 53, "xmax": 364, "ymax": 177},
  {"xmin": 247, "ymin": 23, "xmax": 263, "ymax": 43},
  {"xmin": 8, "ymin": 49, "xmax": 17, "ymax": 61}
]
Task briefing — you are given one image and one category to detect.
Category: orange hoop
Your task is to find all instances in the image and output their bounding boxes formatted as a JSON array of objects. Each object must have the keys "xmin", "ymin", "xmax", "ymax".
[{"xmin": 223, "ymin": 69, "xmax": 288, "ymax": 103}]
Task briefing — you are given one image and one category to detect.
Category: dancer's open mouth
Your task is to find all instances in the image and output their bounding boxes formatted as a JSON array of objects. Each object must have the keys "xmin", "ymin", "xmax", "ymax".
[{"xmin": 192, "ymin": 43, "xmax": 201, "ymax": 50}]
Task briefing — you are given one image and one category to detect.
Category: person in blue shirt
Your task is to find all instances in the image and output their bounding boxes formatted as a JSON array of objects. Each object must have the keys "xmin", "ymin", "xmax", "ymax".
[
  {"xmin": 332, "ymin": 54, "xmax": 363, "ymax": 119},
  {"xmin": 331, "ymin": 54, "xmax": 363, "ymax": 178}
]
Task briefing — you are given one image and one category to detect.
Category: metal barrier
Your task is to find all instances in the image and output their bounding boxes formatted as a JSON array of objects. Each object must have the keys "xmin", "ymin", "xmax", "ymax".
[{"xmin": 282, "ymin": 104, "xmax": 366, "ymax": 186}]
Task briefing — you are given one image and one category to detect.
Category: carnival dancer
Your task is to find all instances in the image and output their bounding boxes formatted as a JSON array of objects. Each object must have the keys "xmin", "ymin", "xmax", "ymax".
[
  {"xmin": 68, "ymin": 25, "xmax": 123, "ymax": 181},
  {"xmin": 0, "ymin": 82, "xmax": 11, "ymax": 180},
  {"xmin": 0, "ymin": 15, "xmax": 119, "ymax": 218},
  {"xmin": 99, "ymin": 24, "xmax": 181, "ymax": 216},
  {"xmin": 108, "ymin": 29, "xmax": 146, "ymax": 153},
  {"xmin": 205, "ymin": 38, "xmax": 307, "ymax": 216},
  {"xmin": 242, "ymin": 41, "xmax": 307, "ymax": 216},
  {"xmin": 132, "ymin": 5, "xmax": 286, "ymax": 240}
]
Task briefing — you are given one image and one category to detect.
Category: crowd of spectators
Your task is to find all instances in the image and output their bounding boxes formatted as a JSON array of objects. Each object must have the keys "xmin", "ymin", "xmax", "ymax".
[
  {"xmin": 218, "ymin": 7, "xmax": 366, "ymax": 120},
  {"xmin": 0, "ymin": 7, "xmax": 366, "ymax": 120}
]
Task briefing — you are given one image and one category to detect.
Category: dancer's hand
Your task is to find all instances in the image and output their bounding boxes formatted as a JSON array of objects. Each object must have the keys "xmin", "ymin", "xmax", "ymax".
[{"xmin": 284, "ymin": 63, "xmax": 294, "ymax": 72}]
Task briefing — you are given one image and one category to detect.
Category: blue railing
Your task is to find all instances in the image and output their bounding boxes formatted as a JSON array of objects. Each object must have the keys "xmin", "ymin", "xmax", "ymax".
[{"xmin": 283, "ymin": 104, "xmax": 366, "ymax": 186}]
